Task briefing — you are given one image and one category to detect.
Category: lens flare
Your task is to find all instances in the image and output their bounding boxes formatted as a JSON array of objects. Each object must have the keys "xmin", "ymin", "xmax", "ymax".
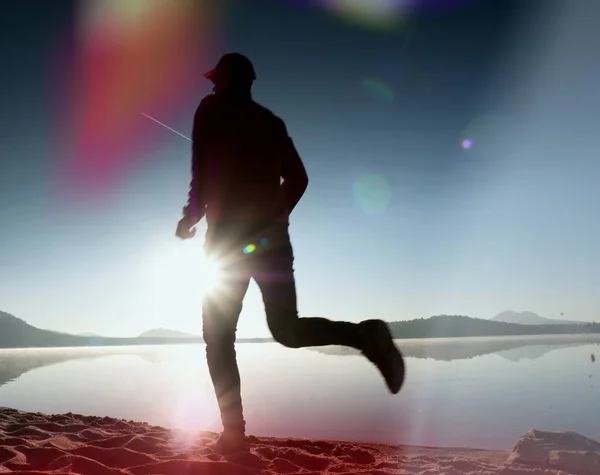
[
  {"xmin": 353, "ymin": 172, "xmax": 392, "ymax": 214},
  {"xmin": 284, "ymin": 0, "xmax": 475, "ymax": 33},
  {"xmin": 243, "ymin": 244, "xmax": 257, "ymax": 254},
  {"xmin": 54, "ymin": 0, "xmax": 219, "ymax": 203},
  {"xmin": 460, "ymin": 112, "xmax": 511, "ymax": 153},
  {"xmin": 362, "ymin": 77, "xmax": 395, "ymax": 102},
  {"xmin": 202, "ymin": 258, "xmax": 224, "ymax": 296},
  {"xmin": 323, "ymin": 0, "xmax": 409, "ymax": 32}
]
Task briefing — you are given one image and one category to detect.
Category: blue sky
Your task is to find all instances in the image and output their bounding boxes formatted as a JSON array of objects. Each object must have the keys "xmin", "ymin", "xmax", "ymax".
[{"xmin": 1, "ymin": 0, "xmax": 599, "ymax": 337}]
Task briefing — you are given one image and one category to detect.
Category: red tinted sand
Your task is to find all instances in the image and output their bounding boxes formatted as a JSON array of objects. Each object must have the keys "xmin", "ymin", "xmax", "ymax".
[{"xmin": 0, "ymin": 407, "xmax": 594, "ymax": 474}]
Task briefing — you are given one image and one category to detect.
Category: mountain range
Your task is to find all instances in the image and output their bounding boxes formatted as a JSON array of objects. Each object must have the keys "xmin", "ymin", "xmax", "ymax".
[
  {"xmin": 0, "ymin": 310, "xmax": 269, "ymax": 349},
  {"xmin": 1, "ymin": 309, "xmax": 598, "ymax": 349},
  {"xmin": 490, "ymin": 310, "xmax": 583, "ymax": 325}
]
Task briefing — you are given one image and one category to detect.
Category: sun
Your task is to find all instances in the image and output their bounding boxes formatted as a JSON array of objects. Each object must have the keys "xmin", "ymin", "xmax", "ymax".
[
  {"xmin": 199, "ymin": 254, "xmax": 222, "ymax": 293},
  {"xmin": 143, "ymin": 240, "xmax": 222, "ymax": 300}
]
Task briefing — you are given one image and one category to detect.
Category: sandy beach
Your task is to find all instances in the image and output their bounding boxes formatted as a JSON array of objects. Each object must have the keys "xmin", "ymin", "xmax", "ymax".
[{"xmin": 1, "ymin": 407, "xmax": 599, "ymax": 474}]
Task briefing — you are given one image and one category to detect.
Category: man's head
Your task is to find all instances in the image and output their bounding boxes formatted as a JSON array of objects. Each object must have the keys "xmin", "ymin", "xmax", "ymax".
[{"xmin": 204, "ymin": 53, "xmax": 256, "ymax": 92}]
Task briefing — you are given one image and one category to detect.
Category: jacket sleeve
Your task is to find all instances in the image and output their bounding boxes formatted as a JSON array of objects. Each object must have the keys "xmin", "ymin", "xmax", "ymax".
[
  {"xmin": 278, "ymin": 119, "xmax": 309, "ymax": 214},
  {"xmin": 184, "ymin": 99, "xmax": 211, "ymax": 219}
]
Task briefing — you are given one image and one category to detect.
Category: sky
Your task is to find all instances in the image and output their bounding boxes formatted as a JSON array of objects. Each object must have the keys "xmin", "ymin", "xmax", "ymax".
[{"xmin": 1, "ymin": 0, "xmax": 599, "ymax": 338}]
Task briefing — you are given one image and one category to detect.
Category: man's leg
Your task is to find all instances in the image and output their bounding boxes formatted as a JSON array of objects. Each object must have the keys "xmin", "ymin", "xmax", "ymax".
[
  {"xmin": 252, "ymin": 223, "xmax": 405, "ymax": 394},
  {"xmin": 252, "ymin": 225, "xmax": 363, "ymax": 350},
  {"xmin": 202, "ymin": 263, "xmax": 250, "ymax": 436}
]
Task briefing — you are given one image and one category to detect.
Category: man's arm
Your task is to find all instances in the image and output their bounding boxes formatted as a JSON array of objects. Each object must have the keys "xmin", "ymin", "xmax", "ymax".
[
  {"xmin": 279, "ymin": 122, "xmax": 309, "ymax": 214},
  {"xmin": 183, "ymin": 99, "xmax": 211, "ymax": 221}
]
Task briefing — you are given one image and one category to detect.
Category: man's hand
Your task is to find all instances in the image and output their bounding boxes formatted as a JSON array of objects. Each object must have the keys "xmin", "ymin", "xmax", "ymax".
[{"xmin": 175, "ymin": 214, "xmax": 200, "ymax": 240}]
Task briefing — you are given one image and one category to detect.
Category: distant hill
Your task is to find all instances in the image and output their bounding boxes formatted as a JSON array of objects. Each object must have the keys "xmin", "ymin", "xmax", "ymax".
[
  {"xmin": 386, "ymin": 314, "xmax": 596, "ymax": 339},
  {"xmin": 309, "ymin": 334, "xmax": 600, "ymax": 362},
  {"xmin": 0, "ymin": 310, "xmax": 202, "ymax": 349},
  {"xmin": 491, "ymin": 310, "xmax": 583, "ymax": 325},
  {"xmin": 0, "ymin": 310, "xmax": 85, "ymax": 348},
  {"xmin": 0, "ymin": 310, "xmax": 269, "ymax": 349},
  {"xmin": 1, "ymin": 310, "xmax": 598, "ymax": 350},
  {"xmin": 138, "ymin": 328, "xmax": 198, "ymax": 338}
]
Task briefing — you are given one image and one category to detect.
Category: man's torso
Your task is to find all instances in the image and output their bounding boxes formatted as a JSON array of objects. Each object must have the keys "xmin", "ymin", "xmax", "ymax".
[{"xmin": 196, "ymin": 93, "xmax": 289, "ymax": 225}]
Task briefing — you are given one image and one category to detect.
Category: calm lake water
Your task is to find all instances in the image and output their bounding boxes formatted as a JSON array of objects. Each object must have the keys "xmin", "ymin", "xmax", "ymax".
[{"xmin": 1, "ymin": 335, "xmax": 599, "ymax": 450}]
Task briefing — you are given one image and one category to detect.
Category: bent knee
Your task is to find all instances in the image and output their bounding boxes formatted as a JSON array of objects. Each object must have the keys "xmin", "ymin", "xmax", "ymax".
[{"xmin": 270, "ymin": 324, "xmax": 301, "ymax": 348}]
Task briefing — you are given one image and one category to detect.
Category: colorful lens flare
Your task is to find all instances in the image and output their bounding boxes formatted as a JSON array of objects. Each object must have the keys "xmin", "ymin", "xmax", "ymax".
[
  {"xmin": 362, "ymin": 77, "xmax": 395, "ymax": 102},
  {"xmin": 323, "ymin": 0, "xmax": 409, "ymax": 32},
  {"xmin": 243, "ymin": 244, "xmax": 257, "ymax": 254},
  {"xmin": 54, "ymin": 0, "xmax": 219, "ymax": 202},
  {"xmin": 353, "ymin": 172, "xmax": 392, "ymax": 214},
  {"xmin": 460, "ymin": 112, "xmax": 511, "ymax": 153},
  {"xmin": 285, "ymin": 0, "xmax": 476, "ymax": 32}
]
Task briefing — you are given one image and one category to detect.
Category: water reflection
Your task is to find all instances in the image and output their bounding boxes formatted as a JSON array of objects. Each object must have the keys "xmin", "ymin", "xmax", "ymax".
[
  {"xmin": 0, "ymin": 335, "xmax": 598, "ymax": 450},
  {"xmin": 0, "ymin": 346, "xmax": 172, "ymax": 388},
  {"xmin": 1, "ymin": 335, "xmax": 599, "ymax": 389},
  {"xmin": 311, "ymin": 334, "xmax": 600, "ymax": 361}
]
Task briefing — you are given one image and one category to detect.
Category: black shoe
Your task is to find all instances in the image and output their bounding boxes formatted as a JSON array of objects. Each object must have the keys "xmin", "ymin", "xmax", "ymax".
[
  {"xmin": 359, "ymin": 319, "xmax": 405, "ymax": 394},
  {"xmin": 208, "ymin": 430, "xmax": 250, "ymax": 455}
]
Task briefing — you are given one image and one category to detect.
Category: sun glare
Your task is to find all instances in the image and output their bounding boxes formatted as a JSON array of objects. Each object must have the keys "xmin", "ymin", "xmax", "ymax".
[
  {"xmin": 144, "ymin": 240, "xmax": 222, "ymax": 300},
  {"xmin": 201, "ymin": 255, "xmax": 222, "ymax": 293}
]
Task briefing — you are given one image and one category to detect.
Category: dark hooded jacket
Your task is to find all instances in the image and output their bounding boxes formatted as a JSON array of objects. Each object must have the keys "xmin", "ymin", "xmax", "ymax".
[{"xmin": 186, "ymin": 90, "xmax": 308, "ymax": 226}]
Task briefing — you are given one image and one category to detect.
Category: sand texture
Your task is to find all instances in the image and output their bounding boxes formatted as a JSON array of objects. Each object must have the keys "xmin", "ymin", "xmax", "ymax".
[{"xmin": 1, "ymin": 407, "xmax": 598, "ymax": 474}]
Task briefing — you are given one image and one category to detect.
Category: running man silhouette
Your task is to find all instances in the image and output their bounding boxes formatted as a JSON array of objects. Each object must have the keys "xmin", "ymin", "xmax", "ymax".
[{"xmin": 176, "ymin": 53, "xmax": 405, "ymax": 454}]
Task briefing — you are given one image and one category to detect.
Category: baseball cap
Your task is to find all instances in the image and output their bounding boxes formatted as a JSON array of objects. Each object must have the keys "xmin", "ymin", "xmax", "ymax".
[{"xmin": 203, "ymin": 53, "xmax": 257, "ymax": 83}]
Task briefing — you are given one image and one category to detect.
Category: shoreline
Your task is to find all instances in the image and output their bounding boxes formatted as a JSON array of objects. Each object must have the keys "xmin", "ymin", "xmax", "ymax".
[
  {"xmin": 1, "ymin": 407, "xmax": 598, "ymax": 474},
  {"xmin": 1, "ymin": 332, "xmax": 600, "ymax": 352}
]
